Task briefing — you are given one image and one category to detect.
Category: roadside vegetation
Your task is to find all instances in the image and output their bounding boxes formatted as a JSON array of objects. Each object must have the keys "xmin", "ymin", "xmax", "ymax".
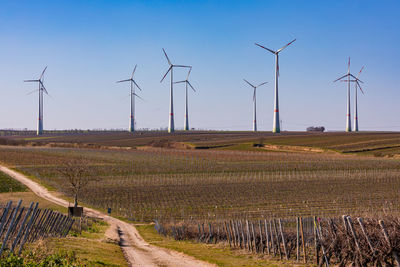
[
  {"xmin": 0, "ymin": 174, "xmax": 126, "ymax": 266},
  {"xmin": 136, "ymin": 224, "xmax": 285, "ymax": 267}
]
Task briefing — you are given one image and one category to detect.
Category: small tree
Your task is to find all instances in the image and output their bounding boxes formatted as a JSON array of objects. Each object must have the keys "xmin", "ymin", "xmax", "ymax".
[{"xmin": 57, "ymin": 159, "xmax": 94, "ymax": 208}]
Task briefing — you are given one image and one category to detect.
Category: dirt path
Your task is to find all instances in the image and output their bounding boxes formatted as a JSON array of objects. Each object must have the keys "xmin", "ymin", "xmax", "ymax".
[{"xmin": 0, "ymin": 165, "xmax": 215, "ymax": 267}]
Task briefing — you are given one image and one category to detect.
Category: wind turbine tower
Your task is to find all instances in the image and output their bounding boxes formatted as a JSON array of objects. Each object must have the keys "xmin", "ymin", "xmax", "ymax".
[
  {"xmin": 24, "ymin": 67, "xmax": 48, "ymax": 135},
  {"xmin": 160, "ymin": 49, "xmax": 191, "ymax": 133},
  {"xmin": 334, "ymin": 58, "xmax": 363, "ymax": 132},
  {"xmin": 340, "ymin": 66, "xmax": 365, "ymax": 132},
  {"xmin": 255, "ymin": 39, "xmax": 296, "ymax": 133},
  {"xmin": 174, "ymin": 67, "xmax": 196, "ymax": 131},
  {"xmin": 243, "ymin": 79, "xmax": 268, "ymax": 132},
  {"xmin": 353, "ymin": 67, "xmax": 365, "ymax": 132},
  {"xmin": 117, "ymin": 65, "xmax": 143, "ymax": 133}
]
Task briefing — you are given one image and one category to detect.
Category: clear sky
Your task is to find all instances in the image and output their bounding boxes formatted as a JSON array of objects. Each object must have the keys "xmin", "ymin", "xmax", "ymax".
[{"xmin": 1, "ymin": 0, "xmax": 399, "ymax": 131}]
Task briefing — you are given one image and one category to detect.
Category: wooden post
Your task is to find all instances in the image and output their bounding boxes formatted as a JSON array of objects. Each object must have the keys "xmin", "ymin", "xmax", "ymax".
[
  {"xmin": 0, "ymin": 201, "xmax": 12, "ymax": 235},
  {"xmin": 63, "ymin": 218, "xmax": 74, "ymax": 237},
  {"xmin": 235, "ymin": 221, "xmax": 242, "ymax": 248},
  {"xmin": 240, "ymin": 221, "xmax": 245, "ymax": 249},
  {"xmin": 208, "ymin": 223, "xmax": 213, "ymax": 243},
  {"xmin": 259, "ymin": 220, "xmax": 263, "ymax": 253},
  {"xmin": 264, "ymin": 219, "xmax": 270, "ymax": 255},
  {"xmin": 347, "ymin": 216, "xmax": 363, "ymax": 264},
  {"xmin": 251, "ymin": 221, "xmax": 256, "ymax": 253},
  {"xmin": 379, "ymin": 220, "xmax": 400, "ymax": 267},
  {"xmin": 314, "ymin": 217, "xmax": 329, "ymax": 267},
  {"xmin": 279, "ymin": 219, "xmax": 289, "ymax": 260},
  {"xmin": 273, "ymin": 219, "xmax": 282, "ymax": 259},
  {"xmin": 10, "ymin": 202, "xmax": 34, "ymax": 254},
  {"xmin": 357, "ymin": 218, "xmax": 375, "ymax": 255},
  {"xmin": 230, "ymin": 220, "xmax": 237, "ymax": 247},
  {"xmin": 18, "ymin": 203, "xmax": 39, "ymax": 256},
  {"xmin": 314, "ymin": 217, "xmax": 319, "ymax": 265},
  {"xmin": 269, "ymin": 220, "xmax": 276, "ymax": 256},
  {"xmin": 224, "ymin": 222, "xmax": 232, "ymax": 247},
  {"xmin": 300, "ymin": 217, "xmax": 306, "ymax": 263},
  {"xmin": 0, "ymin": 200, "xmax": 22, "ymax": 256},
  {"xmin": 197, "ymin": 223, "xmax": 202, "ymax": 242},
  {"xmin": 296, "ymin": 217, "xmax": 300, "ymax": 261},
  {"xmin": 246, "ymin": 220, "xmax": 251, "ymax": 251}
]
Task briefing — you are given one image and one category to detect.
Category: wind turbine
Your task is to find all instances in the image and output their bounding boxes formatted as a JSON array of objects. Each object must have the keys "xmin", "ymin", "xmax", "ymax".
[
  {"xmin": 160, "ymin": 48, "xmax": 191, "ymax": 133},
  {"xmin": 340, "ymin": 66, "xmax": 365, "ymax": 132},
  {"xmin": 243, "ymin": 79, "xmax": 268, "ymax": 132},
  {"xmin": 117, "ymin": 65, "xmax": 143, "ymax": 133},
  {"xmin": 255, "ymin": 39, "xmax": 296, "ymax": 133},
  {"xmin": 174, "ymin": 67, "xmax": 196, "ymax": 131},
  {"xmin": 24, "ymin": 67, "xmax": 48, "ymax": 135},
  {"xmin": 333, "ymin": 58, "xmax": 363, "ymax": 132}
]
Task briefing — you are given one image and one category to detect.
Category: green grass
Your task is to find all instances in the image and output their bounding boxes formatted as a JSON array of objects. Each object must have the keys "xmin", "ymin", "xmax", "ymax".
[
  {"xmin": 26, "ymin": 220, "xmax": 127, "ymax": 267},
  {"xmin": 0, "ymin": 171, "xmax": 27, "ymax": 193},
  {"xmin": 135, "ymin": 224, "xmax": 298, "ymax": 267}
]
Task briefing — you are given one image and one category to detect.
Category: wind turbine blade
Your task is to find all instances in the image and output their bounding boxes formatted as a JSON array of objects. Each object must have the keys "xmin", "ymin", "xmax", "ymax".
[
  {"xmin": 333, "ymin": 73, "xmax": 350, "ymax": 82},
  {"xmin": 173, "ymin": 81, "xmax": 186, "ymax": 84},
  {"xmin": 357, "ymin": 66, "xmax": 365, "ymax": 79},
  {"xmin": 277, "ymin": 39, "xmax": 296, "ymax": 53},
  {"xmin": 133, "ymin": 80, "xmax": 142, "ymax": 91},
  {"xmin": 255, "ymin": 43, "xmax": 276, "ymax": 54},
  {"xmin": 160, "ymin": 66, "xmax": 172, "ymax": 83},
  {"xmin": 24, "ymin": 80, "xmax": 40, "ymax": 83},
  {"xmin": 243, "ymin": 79, "xmax": 255, "ymax": 88},
  {"xmin": 253, "ymin": 88, "xmax": 256, "ymax": 101},
  {"xmin": 40, "ymin": 66, "xmax": 47, "ymax": 80},
  {"xmin": 257, "ymin": 81, "xmax": 268, "ymax": 87},
  {"xmin": 116, "ymin": 79, "xmax": 131, "ymax": 83},
  {"xmin": 131, "ymin": 65, "xmax": 137, "ymax": 79},
  {"xmin": 356, "ymin": 80, "xmax": 364, "ymax": 94},
  {"xmin": 26, "ymin": 89, "xmax": 39, "ymax": 95},
  {"xmin": 133, "ymin": 93, "xmax": 145, "ymax": 101},
  {"xmin": 187, "ymin": 81, "xmax": 196, "ymax": 92},
  {"xmin": 162, "ymin": 48, "xmax": 172, "ymax": 65},
  {"xmin": 187, "ymin": 67, "xmax": 192, "ymax": 80},
  {"xmin": 39, "ymin": 81, "xmax": 49, "ymax": 95},
  {"xmin": 350, "ymin": 74, "xmax": 363, "ymax": 83},
  {"xmin": 174, "ymin": 65, "xmax": 192, "ymax": 68},
  {"xmin": 348, "ymin": 57, "xmax": 351, "ymax": 73}
]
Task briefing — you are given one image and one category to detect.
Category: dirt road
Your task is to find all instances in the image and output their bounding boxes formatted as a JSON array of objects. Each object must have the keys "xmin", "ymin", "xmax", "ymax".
[{"xmin": 0, "ymin": 165, "xmax": 215, "ymax": 267}]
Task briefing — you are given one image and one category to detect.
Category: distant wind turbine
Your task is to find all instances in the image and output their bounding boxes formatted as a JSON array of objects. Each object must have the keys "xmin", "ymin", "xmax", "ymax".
[
  {"xmin": 333, "ymin": 58, "xmax": 363, "ymax": 132},
  {"xmin": 243, "ymin": 79, "xmax": 268, "ymax": 132},
  {"xmin": 160, "ymin": 48, "xmax": 191, "ymax": 133},
  {"xmin": 340, "ymin": 66, "xmax": 365, "ymax": 132},
  {"xmin": 255, "ymin": 39, "xmax": 296, "ymax": 133},
  {"xmin": 24, "ymin": 67, "xmax": 48, "ymax": 135},
  {"xmin": 174, "ymin": 67, "xmax": 196, "ymax": 131},
  {"xmin": 117, "ymin": 65, "xmax": 143, "ymax": 133}
]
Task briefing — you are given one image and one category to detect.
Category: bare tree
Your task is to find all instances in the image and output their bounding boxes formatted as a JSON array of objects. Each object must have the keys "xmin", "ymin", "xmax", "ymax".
[{"xmin": 57, "ymin": 159, "xmax": 94, "ymax": 208}]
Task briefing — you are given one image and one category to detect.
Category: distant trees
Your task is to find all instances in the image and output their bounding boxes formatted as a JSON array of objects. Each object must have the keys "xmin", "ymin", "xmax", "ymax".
[{"xmin": 307, "ymin": 126, "xmax": 325, "ymax": 132}]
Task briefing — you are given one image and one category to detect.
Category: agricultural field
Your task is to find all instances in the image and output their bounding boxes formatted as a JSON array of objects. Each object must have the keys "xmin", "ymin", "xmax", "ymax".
[
  {"xmin": 0, "ymin": 131, "xmax": 400, "ymax": 223},
  {"xmin": 3, "ymin": 130, "xmax": 400, "ymax": 156}
]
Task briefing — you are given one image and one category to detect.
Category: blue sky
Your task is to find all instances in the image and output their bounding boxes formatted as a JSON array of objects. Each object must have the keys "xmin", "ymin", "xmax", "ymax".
[{"xmin": 1, "ymin": 0, "xmax": 399, "ymax": 131}]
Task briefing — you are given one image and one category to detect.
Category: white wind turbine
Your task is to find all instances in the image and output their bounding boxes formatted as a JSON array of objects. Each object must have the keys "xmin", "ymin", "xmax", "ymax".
[
  {"xmin": 333, "ymin": 58, "xmax": 363, "ymax": 132},
  {"xmin": 160, "ymin": 48, "xmax": 191, "ymax": 133},
  {"xmin": 255, "ymin": 39, "xmax": 296, "ymax": 133},
  {"xmin": 117, "ymin": 65, "xmax": 143, "ymax": 133},
  {"xmin": 340, "ymin": 66, "xmax": 365, "ymax": 132},
  {"xmin": 174, "ymin": 67, "xmax": 196, "ymax": 131},
  {"xmin": 24, "ymin": 67, "xmax": 48, "ymax": 135},
  {"xmin": 243, "ymin": 79, "xmax": 268, "ymax": 132}
]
